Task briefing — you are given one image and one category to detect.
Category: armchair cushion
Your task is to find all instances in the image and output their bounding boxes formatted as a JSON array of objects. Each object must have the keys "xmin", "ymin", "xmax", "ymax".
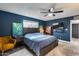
[{"xmin": 3, "ymin": 43, "xmax": 14, "ymax": 51}]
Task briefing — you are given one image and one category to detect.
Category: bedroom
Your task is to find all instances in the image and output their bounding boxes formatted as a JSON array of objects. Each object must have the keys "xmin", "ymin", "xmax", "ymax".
[{"xmin": 0, "ymin": 3, "xmax": 79, "ymax": 56}]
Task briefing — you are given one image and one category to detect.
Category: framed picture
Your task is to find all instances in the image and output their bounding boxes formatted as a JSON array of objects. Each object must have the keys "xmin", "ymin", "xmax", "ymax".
[{"xmin": 12, "ymin": 22, "xmax": 23, "ymax": 37}]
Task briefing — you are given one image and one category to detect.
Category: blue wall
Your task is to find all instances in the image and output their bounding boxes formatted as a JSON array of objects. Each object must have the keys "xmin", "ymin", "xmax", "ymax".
[
  {"xmin": 0, "ymin": 10, "xmax": 45, "ymax": 36},
  {"xmin": 46, "ymin": 17, "xmax": 73, "ymax": 41},
  {"xmin": 0, "ymin": 10, "xmax": 74, "ymax": 41}
]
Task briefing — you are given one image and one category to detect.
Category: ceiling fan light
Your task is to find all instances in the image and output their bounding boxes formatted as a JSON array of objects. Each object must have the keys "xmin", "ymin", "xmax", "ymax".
[{"xmin": 48, "ymin": 13, "xmax": 52, "ymax": 16}]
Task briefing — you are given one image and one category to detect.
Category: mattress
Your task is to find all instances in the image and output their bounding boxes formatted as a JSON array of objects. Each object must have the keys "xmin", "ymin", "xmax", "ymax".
[{"xmin": 24, "ymin": 33, "xmax": 57, "ymax": 55}]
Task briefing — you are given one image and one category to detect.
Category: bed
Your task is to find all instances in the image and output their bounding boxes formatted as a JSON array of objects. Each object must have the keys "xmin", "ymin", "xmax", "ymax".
[{"xmin": 24, "ymin": 32, "xmax": 58, "ymax": 56}]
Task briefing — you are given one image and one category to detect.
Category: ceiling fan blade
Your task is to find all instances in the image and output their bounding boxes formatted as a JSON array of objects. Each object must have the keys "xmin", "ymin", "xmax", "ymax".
[
  {"xmin": 40, "ymin": 12, "xmax": 49, "ymax": 13},
  {"xmin": 53, "ymin": 10, "xmax": 63, "ymax": 13},
  {"xmin": 44, "ymin": 14, "xmax": 48, "ymax": 17},
  {"xmin": 53, "ymin": 14, "xmax": 55, "ymax": 16},
  {"xmin": 40, "ymin": 10, "xmax": 63, "ymax": 13}
]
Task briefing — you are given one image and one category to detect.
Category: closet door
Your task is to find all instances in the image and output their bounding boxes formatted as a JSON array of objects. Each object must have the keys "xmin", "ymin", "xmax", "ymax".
[{"xmin": 72, "ymin": 24, "xmax": 79, "ymax": 38}]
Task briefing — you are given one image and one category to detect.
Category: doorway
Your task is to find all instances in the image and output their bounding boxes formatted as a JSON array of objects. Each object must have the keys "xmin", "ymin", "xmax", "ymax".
[{"xmin": 70, "ymin": 20, "xmax": 79, "ymax": 44}]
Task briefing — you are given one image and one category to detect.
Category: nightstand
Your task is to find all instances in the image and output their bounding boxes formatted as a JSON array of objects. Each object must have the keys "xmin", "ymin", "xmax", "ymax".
[
  {"xmin": 14, "ymin": 36, "xmax": 24, "ymax": 46},
  {"xmin": 15, "ymin": 36, "xmax": 24, "ymax": 42}
]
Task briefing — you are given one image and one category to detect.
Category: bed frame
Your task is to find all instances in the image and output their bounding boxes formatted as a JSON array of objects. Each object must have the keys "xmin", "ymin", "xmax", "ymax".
[
  {"xmin": 40, "ymin": 40, "xmax": 58, "ymax": 56},
  {"xmin": 23, "ymin": 28, "xmax": 58, "ymax": 56}
]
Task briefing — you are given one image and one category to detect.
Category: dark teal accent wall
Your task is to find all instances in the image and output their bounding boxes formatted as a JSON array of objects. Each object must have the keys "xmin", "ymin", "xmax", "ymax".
[
  {"xmin": 0, "ymin": 10, "xmax": 74, "ymax": 42},
  {"xmin": 46, "ymin": 17, "xmax": 73, "ymax": 41},
  {"xmin": 0, "ymin": 10, "xmax": 45, "ymax": 36}
]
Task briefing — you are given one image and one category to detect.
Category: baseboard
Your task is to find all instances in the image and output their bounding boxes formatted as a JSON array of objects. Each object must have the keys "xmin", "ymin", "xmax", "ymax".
[{"xmin": 58, "ymin": 39, "xmax": 70, "ymax": 44}]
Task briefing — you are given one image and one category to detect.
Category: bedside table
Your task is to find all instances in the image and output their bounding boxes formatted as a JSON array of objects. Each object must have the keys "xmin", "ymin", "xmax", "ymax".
[
  {"xmin": 15, "ymin": 36, "xmax": 24, "ymax": 42},
  {"xmin": 14, "ymin": 36, "xmax": 24, "ymax": 46}
]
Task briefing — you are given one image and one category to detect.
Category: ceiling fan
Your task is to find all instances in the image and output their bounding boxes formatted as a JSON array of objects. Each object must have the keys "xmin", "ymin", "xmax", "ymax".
[{"xmin": 40, "ymin": 4, "xmax": 63, "ymax": 17}]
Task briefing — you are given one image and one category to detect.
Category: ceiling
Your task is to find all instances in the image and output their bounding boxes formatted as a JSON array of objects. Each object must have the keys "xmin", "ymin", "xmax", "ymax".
[{"xmin": 0, "ymin": 3, "xmax": 79, "ymax": 21}]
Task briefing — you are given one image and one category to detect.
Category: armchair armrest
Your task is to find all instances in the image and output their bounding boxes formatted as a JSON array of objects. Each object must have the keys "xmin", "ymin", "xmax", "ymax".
[{"xmin": 0, "ymin": 38, "xmax": 4, "ymax": 51}]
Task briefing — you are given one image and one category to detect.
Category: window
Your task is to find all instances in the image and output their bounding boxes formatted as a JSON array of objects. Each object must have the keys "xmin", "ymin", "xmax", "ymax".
[{"xmin": 23, "ymin": 20, "xmax": 39, "ymax": 28}]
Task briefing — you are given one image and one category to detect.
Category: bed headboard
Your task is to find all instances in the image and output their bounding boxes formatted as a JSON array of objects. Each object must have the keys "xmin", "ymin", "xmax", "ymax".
[{"xmin": 23, "ymin": 28, "xmax": 39, "ymax": 35}]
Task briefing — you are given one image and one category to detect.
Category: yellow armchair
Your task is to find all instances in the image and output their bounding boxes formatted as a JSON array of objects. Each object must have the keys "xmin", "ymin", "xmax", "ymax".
[{"xmin": 0, "ymin": 36, "xmax": 16, "ymax": 53}]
